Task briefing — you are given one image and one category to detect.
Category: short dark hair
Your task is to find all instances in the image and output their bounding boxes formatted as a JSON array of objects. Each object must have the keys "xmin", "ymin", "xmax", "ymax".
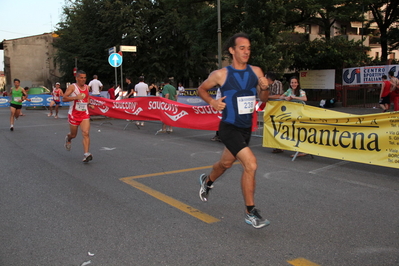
[
  {"xmin": 389, "ymin": 71, "xmax": 394, "ymax": 77},
  {"xmin": 13, "ymin": 78, "xmax": 20, "ymax": 83},
  {"xmin": 139, "ymin": 76, "xmax": 144, "ymax": 82},
  {"xmin": 76, "ymin": 70, "xmax": 86, "ymax": 76},
  {"xmin": 266, "ymin": 72, "xmax": 276, "ymax": 81},
  {"xmin": 382, "ymin": 75, "xmax": 387, "ymax": 79},
  {"xmin": 223, "ymin": 32, "xmax": 250, "ymax": 59},
  {"xmin": 164, "ymin": 78, "xmax": 170, "ymax": 84}
]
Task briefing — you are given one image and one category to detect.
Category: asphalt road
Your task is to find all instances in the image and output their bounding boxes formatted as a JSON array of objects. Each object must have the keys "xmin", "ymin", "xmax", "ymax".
[{"xmin": 1, "ymin": 107, "xmax": 398, "ymax": 266}]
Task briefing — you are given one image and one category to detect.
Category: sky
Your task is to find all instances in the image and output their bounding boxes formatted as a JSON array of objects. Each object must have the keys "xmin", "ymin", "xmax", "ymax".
[{"xmin": 0, "ymin": 0, "xmax": 64, "ymax": 71}]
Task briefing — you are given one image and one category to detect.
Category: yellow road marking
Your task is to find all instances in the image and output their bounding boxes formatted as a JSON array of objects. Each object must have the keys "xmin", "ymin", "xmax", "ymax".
[
  {"xmin": 287, "ymin": 258, "xmax": 321, "ymax": 266},
  {"xmin": 122, "ymin": 178, "xmax": 220, "ymax": 224},
  {"xmin": 120, "ymin": 162, "xmax": 240, "ymax": 181},
  {"xmin": 119, "ymin": 164, "xmax": 242, "ymax": 224}
]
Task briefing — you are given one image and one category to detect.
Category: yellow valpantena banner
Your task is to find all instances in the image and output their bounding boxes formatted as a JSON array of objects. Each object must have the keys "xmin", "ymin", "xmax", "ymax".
[{"xmin": 263, "ymin": 101, "xmax": 399, "ymax": 169}]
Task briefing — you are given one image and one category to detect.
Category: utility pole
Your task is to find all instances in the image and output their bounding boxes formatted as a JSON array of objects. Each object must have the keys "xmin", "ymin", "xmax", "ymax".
[{"xmin": 217, "ymin": 0, "xmax": 222, "ymax": 69}]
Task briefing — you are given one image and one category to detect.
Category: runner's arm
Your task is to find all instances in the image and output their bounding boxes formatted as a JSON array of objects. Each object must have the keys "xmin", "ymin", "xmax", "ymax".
[
  {"xmin": 62, "ymin": 85, "xmax": 84, "ymax": 102},
  {"xmin": 198, "ymin": 69, "xmax": 226, "ymax": 111},
  {"xmin": 251, "ymin": 66, "xmax": 270, "ymax": 102}
]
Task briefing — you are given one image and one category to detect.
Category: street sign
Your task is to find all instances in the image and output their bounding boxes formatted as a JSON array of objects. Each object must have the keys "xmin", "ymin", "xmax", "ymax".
[
  {"xmin": 108, "ymin": 53, "xmax": 123, "ymax": 68},
  {"xmin": 108, "ymin": 46, "xmax": 116, "ymax": 55},
  {"xmin": 120, "ymin": 45, "xmax": 137, "ymax": 52}
]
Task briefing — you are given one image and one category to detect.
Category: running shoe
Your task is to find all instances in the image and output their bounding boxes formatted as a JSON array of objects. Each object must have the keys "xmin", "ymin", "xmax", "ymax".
[
  {"xmin": 83, "ymin": 153, "xmax": 93, "ymax": 163},
  {"xmin": 211, "ymin": 135, "xmax": 221, "ymax": 142},
  {"xmin": 245, "ymin": 208, "xmax": 270, "ymax": 229},
  {"xmin": 64, "ymin": 136, "xmax": 71, "ymax": 151},
  {"xmin": 155, "ymin": 129, "xmax": 166, "ymax": 135},
  {"xmin": 199, "ymin": 174, "xmax": 213, "ymax": 202},
  {"xmin": 10, "ymin": 126, "xmax": 13, "ymax": 131}
]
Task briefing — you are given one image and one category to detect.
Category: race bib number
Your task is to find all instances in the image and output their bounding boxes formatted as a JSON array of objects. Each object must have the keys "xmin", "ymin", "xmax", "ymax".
[
  {"xmin": 75, "ymin": 102, "xmax": 87, "ymax": 111},
  {"xmin": 13, "ymin": 97, "xmax": 21, "ymax": 102},
  {"xmin": 237, "ymin": 95, "xmax": 255, "ymax": 114}
]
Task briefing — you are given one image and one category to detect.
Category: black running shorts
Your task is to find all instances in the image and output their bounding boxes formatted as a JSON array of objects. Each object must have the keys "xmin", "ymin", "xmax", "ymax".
[
  {"xmin": 10, "ymin": 103, "xmax": 22, "ymax": 109},
  {"xmin": 379, "ymin": 95, "xmax": 390, "ymax": 105},
  {"xmin": 218, "ymin": 121, "xmax": 251, "ymax": 157}
]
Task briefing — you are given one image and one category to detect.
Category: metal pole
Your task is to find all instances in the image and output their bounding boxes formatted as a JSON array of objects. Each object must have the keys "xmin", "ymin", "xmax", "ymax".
[
  {"xmin": 115, "ymin": 67, "xmax": 117, "ymax": 94},
  {"xmin": 217, "ymin": 0, "xmax": 222, "ymax": 69},
  {"xmin": 120, "ymin": 64, "xmax": 124, "ymax": 92}
]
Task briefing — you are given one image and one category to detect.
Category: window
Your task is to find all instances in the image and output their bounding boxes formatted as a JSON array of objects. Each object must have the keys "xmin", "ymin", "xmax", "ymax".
[{"xmin": 305, "ymin": 24, "xmax": 311, "ymax": 34}]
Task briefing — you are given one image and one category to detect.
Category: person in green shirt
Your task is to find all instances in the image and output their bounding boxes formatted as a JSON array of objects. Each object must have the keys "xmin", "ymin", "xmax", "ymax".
[
  {"xmin": 156, "ymin": 79, "xmax": 178, "ymax": 134},
  {"xmin": 9, "ymin": 78, "xmax": 28, "ymax": 131}
]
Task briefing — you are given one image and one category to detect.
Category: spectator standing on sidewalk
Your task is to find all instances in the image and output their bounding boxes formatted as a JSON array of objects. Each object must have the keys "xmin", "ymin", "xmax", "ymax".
[
  {"xmin": 178, "ymin": 82, "xmax": 185, "ymax": 95},
  {"xmin": 156, "ymin": 79, "xmax": 177, "ymax": 134},
  {"xmin": 125, "ymin": 77, "xmax": 135, "ymax": 98},
  {"xmin": 88, "ymin": 75, "xmax": 103, "ymax": 97},
  {"xmin": 280, "ymin": 76, "xmax": 308, "ymax": 158},
  {"xmin": 379, "ymin": 75, "xmax": 391, "ymax": 112},
  {"xmin": 134, "ymin": 76, "xmax": 149, "ymax": 126},
  {"xmin": 108, "ymin": 83, "xmax": 116, "ymax": 100}
]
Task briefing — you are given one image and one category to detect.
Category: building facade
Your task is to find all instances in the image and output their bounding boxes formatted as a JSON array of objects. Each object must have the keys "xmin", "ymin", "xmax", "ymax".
[
  {"xmin": 0, "ymin": 33, "xmax": 61, "ymax": 91},
  {"xmin": 294, "ymin": 11, "xmax": 399, "ymax": 62}
]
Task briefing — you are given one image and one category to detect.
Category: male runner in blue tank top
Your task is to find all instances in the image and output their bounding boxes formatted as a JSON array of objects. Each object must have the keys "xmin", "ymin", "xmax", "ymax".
[{"xmin": 198, "ymin": 33, "xmax": 271, "ymax": 228}]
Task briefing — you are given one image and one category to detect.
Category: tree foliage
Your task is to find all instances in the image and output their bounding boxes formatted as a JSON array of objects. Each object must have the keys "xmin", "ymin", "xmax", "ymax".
[
  {"xmin": 287, "ymin": 37, "xmax": 371, "ymax": 71},
  {"xmin": 284, "ymin": 0, "xmax": 364, "ymax": 40},
  {"xmin": 53, "ymin": 0, "xmax": 387, "ymax": 86},
  {"xmin": 366, "ymin": 0, "xmax": 399, "ymax": 63}
]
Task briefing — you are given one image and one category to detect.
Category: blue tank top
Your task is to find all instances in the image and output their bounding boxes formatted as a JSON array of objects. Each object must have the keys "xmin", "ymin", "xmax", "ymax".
[{"xmin": 220, "ymin": 65, "xmax": 258, "ymax": 128}]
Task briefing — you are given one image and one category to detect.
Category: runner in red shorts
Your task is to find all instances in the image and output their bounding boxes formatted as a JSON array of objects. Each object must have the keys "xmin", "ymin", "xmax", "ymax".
[
  {"xmin": 62, "ymin": 70, "xmax": 95, "ymax": 162},
  {"xmin": 48, "ymin": 82, "xmax": 64, "ymax": 118}
]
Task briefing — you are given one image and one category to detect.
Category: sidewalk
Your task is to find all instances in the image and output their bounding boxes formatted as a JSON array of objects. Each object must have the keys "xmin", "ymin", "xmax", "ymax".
[
  {"xmin": 307, "ymin": 101, "xmax": 384, "ymax": 115},
  {"xmin": 330, "ymin": 106, "xmax": 382, "ymax": 115}
]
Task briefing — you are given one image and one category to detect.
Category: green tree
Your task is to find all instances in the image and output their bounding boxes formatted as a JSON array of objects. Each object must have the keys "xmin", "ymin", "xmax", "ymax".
[
  {"xmin": 366, "ymin": 0, "xmax": 399, "ymax": 63},
  {"xmin": 285, "ymin": 0, "xmax": 363, "ymax": 40},
  {"xmin": 55, "ymin": 0, "xmax": 152, "ymax": 85},
  {"xmin": 240, "ymin": 0, "xmax": 292, "ymax": 73},
  {"xmin": 55, "ymin": 0, "xmax": 219, "ymax": 86},
  {"xmin": 287, "ymin": 37, "xmax": 370, "ymax": 71}
]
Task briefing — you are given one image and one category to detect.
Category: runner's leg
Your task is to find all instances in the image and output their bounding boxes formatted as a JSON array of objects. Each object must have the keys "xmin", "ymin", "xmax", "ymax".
[
  {"xmin": 80, "ymin": 119, "xmax": 91, "ymax": 154},
  {"xmin": 235, "ymin": 147, "xmax": 257, "ymax": 207}
]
